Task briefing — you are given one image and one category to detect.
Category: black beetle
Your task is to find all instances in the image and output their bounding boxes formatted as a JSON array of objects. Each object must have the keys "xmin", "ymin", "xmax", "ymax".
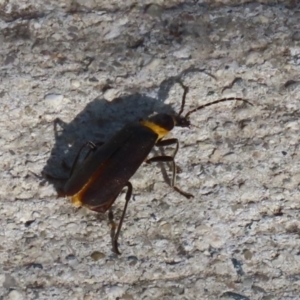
[{"xmin": 61, "ymin": 82, "xmax": 252, "ymax": 254}]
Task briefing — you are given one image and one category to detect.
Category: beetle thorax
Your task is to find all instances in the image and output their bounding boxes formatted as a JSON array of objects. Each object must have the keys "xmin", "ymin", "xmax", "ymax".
[{"xmin": 140, "ymin": 113, "xmax": 175, "ymax": 139}]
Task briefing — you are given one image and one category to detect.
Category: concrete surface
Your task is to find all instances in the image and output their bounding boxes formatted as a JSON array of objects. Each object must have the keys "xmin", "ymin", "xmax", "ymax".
[{"xmin": 1, "ymin": 1, "xmax": 300, "ymax": 299}]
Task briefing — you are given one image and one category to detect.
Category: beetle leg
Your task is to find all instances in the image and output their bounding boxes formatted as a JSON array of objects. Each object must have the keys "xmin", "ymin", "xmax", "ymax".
[
  {"xmin": 82, "ymin": 141, "xmax": 98, "ymax": 160},
  {"xmin": 156, "ymin": 138, "xmax": 179, "ymax": 157},
  {"xmin": 111, "ymin": 182, "xmax": 133, "ymax": 255},
  {"xmin": 148, "ymin": 138, "xmax": 194, "ymax": 197},
  {"xmin": 108, "ymin": 209, "xmax": 117, "ymax": 249},
  {"xmin": 151, "ymin": 138, "xmax": 179, "ymax": 185},
  {"xmin": 69, "ymin": 141, "xmax": 104, "ymax": 176},
  {"xmin": 146, "ymin": 155, "xmax": 193, "ymax": 198}
]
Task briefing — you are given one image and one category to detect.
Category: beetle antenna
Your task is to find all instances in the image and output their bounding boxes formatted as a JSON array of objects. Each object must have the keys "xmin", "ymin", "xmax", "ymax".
[
  {"xmin": 185, "ymin": 97, "xmax": 253, "ymax": 118},
  {"xmin": 177, "ymin": 81, "xmax": 189, "ymax": 116}
]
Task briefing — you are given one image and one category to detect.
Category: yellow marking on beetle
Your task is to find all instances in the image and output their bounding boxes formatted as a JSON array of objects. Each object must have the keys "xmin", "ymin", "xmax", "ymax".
[
  {"xmin": 140, "ymin": 120, "xmax": 170, "ymax": 141},
  {"xmin": 71, "ymin": 195, "xmax": 83, "ymax": 207},
  {"xmin": 70, "ymin": 161, "xmax": 109, "ymax": 208}
]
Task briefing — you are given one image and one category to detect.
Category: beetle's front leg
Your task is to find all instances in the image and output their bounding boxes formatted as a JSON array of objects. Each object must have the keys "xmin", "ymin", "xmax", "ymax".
[
  {"xmin": 146, "ymin": 138, "xmax": 194, "ymax": 199},
  {"xmin": 156, "ymin": 138, "xmax": 179, "ymax": 158}
]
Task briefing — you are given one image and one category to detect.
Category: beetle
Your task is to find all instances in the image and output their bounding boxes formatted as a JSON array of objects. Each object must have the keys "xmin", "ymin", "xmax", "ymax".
[{"xmin": 61, "ymin": 82, "xmax": 252, "ymax": 254}]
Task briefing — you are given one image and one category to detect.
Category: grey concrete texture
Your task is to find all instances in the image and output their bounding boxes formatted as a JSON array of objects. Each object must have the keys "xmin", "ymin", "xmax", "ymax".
[{"xmin": 1, "ymin": 0, "xmax": 300, "ymax": 299}]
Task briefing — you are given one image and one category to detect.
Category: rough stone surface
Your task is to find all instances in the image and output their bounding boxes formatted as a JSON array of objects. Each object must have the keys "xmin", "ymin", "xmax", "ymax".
[{"xmin": 1, "ymin": 1, "xmax": 300, "ymax": 299}]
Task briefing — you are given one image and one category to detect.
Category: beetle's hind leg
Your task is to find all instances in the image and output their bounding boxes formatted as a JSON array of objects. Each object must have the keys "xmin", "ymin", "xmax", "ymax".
[
  {"xmin": 44, "ymin": 141, "xmax": 104, "ymax": 197},
  {"xmin": 108, "ymin": 209, "xmax": 117, "ymax": 251},
  {"xmin": 109, "ymin": 182, "xmax": 133, "ymax": 255},
  {"xmin": 68, "ymin": 141, "xmax": 104, "ymax": 176},
  {"xmin": 146, "ymin": 139, "xmax": 194, "ymax": 199}
]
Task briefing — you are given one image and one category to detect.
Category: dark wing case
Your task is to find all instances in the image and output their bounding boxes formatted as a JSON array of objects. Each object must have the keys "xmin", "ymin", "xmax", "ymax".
[{"xmin": 64, "ymin": 123, "xmax": 158, "ymax": 209}]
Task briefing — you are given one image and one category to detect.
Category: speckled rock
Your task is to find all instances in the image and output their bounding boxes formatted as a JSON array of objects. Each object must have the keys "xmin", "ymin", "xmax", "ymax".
[{"xmin": 1, "ymin": 1, "xmax": 300, "ymax": 300}]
